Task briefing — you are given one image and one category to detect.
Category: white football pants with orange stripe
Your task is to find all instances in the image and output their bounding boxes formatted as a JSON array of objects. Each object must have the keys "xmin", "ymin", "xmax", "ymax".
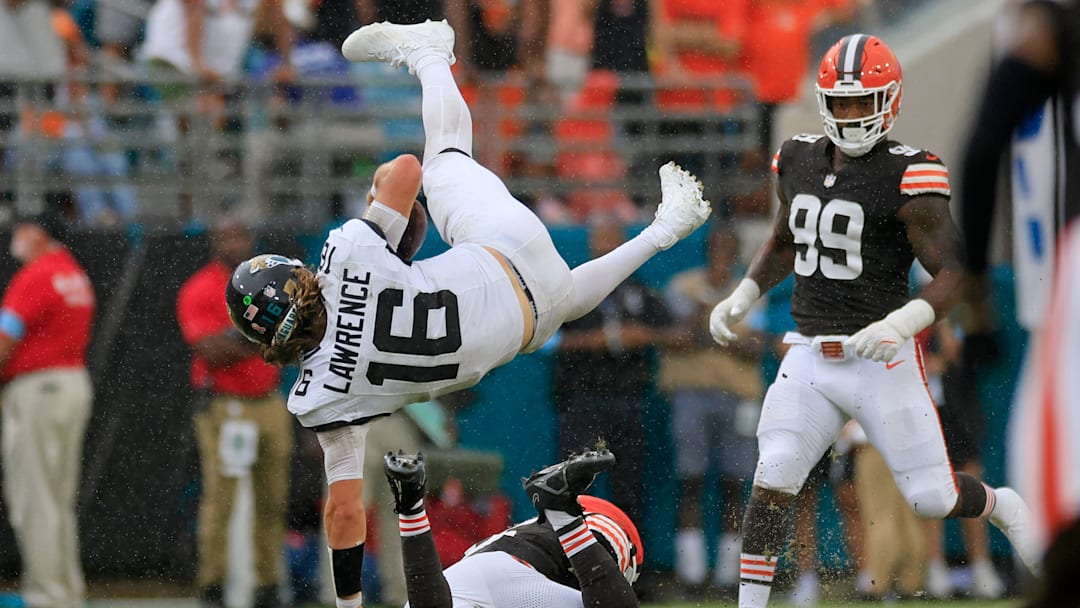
[{"xmin": 753, "ymin": 332, "xmax": 959, "ymax": 518}]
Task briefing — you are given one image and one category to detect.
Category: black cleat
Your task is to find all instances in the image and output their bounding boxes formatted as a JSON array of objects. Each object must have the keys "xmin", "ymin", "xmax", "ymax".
[
  {"xmin": 522, "ymin": 449, "xmax": 615, "ymax": 518},
  {"xmin": 384, "ymin": 450, "xmax": 427, "ymax": 516}
]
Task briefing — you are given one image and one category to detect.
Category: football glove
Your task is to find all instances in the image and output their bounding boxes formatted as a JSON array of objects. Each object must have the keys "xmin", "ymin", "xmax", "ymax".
[
  {"xmin": 709, "ymin": 278, "xmax": 760, "ymax": 346},
  {"xmin": 846, "ymin": 299, "xmax": 935, "ymax": 362}
]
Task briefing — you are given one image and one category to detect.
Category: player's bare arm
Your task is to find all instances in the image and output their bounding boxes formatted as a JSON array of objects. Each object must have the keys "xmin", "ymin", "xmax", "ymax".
[
  {"xmin": 709, "ymin": 189, "xmax": 795, "ymax": 346},
  {"xmin": 745, "ymin": 188, "xmax": 797, "ymax": 294},
  {"xmin": 367, "ymin": 154, "xmax": 423, "ymax": 216},
  {"xmin": 899, "ymin": 195, "xmax": 965, "ymax": 318},
  {"xmin": 192, "ymin": 331, "xmax": 260, "ymax": 367},
  {"xmin": 363, "ymin": 154, "xmax": 428, "ymax": 259}
]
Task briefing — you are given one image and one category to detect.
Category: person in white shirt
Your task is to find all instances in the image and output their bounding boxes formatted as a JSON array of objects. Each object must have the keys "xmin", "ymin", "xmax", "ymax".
[{"xmin": 140, "ymin": 0, "xmax": 293, "ymax": 83}]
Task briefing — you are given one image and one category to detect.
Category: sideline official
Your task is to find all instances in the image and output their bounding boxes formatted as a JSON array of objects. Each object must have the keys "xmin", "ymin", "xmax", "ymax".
[{"xmin": 0, "ymin": 211, "xmax": 94, "ymax": 608}]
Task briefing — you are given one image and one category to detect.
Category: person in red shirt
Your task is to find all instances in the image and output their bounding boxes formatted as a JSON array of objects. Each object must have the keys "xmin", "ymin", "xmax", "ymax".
[
  {"xmin": 176, "ymin": 217, "xmax": 294, "ymax": 608},
  {"xmin": 739, "ymin": 0, "xmax": 855, "ymax": 147},
  {"xmin": 0, "ymin": 210, "xmax": 94, "ymax": 608},
  {"xmin": 654, "ymin": 0, "xmax": 748, "ymax": 111}
]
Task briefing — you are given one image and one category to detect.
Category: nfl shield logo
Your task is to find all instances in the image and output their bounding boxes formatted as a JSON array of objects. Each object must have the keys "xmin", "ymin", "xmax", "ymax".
[{"xmin": 824, "ymin": 174, "xmax": 837, "ymax": 188}]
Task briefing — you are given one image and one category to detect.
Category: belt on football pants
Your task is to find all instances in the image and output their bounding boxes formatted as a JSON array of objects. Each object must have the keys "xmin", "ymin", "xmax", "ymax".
[
  {"xmin": 505, "ymin": 258, "xmax": 538, "ymax": 325},
  {"xmin": 783, "ymin": 332, "xmax": 853, "ymax": 361}
]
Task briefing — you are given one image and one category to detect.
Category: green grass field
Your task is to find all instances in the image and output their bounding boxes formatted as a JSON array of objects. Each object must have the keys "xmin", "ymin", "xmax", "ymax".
[
  {"xmin": 71, "ymin": 600, "xmax": 1015, "ymax": 604},
  {"xmin": 642, "ymin": 602, "xmax": 1019, "ymax": 608},
  {"xmin": 72, "ymin": 601, "xmax": 1021, "ymax": 608}
]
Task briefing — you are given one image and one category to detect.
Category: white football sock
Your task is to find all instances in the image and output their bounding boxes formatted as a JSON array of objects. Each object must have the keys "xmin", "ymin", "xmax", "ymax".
[
  {"xmin": 714, "ymin": 532, "xmax": 741, "ymax": 586},
  {"xmin": 416, "ymin": 58, "xmax": 473, "ymax": 163},
  {"xmin": 739, "ymin": 582, "xmax": 772, "ymax": 608},
  {"xmin": 336, "ymin": 595, "xmax": 362, "ymax": 608},
  {"xmin": 675, "ymin": 528, "xmax": 707, "ymax": 584}
]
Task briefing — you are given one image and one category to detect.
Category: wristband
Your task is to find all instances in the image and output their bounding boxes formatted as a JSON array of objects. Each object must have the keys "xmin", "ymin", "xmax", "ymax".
[
  {"xmin": 364, "ymin": 201, "xmax": 408, "ymax": 249},
  {"xmin": 885, "ymin": 298, "xmax": 936, "ymax": 339},
  {"xmin": 733, "ymin": 278, "xmax": 761, "ymax": 304}
]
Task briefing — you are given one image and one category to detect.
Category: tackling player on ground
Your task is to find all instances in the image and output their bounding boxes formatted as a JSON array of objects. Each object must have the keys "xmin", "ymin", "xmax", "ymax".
[
  {"xmin": 382, "ymin": 449, "xmax": 641, "ymax": 608},
  {"xmin": 222, "ymin": 19, "xmax": 709, "ymax": 608},
  {"xmin": 707, "ymin": 34, "xmax": 1040, "ymax": 607}
]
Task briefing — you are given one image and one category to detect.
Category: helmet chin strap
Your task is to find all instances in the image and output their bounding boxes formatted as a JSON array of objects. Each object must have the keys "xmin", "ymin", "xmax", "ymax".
[{"xmin": 837, "ymin": 126, "xmax": 877, "ymax": 157}]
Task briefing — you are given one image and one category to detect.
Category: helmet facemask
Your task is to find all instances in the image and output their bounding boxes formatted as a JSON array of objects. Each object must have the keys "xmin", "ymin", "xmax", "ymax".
[{"xmin": 816, "ymin": 77, "xmax": 901, "ymax": 158}]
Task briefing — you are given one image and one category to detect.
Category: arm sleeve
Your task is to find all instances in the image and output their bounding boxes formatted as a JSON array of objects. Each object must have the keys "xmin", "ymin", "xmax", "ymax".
[{"xmin": 960, "ymin": 55, "xmax": 1057, "ymax": 272}]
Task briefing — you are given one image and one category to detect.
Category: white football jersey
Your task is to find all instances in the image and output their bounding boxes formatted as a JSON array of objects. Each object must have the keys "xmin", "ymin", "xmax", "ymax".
[{"xmin": 288, "ymin": 220, "xmax": 524, "ymax": 428}]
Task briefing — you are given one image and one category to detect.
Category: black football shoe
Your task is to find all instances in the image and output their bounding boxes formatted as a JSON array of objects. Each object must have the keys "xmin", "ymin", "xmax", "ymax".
[
  {"xmin": 385, "ymin": 450, "xmax": 427, "ymax": 516},
  {"xmin": 522, "ymin": 449, "xmax": 616, "ymax": 517}
]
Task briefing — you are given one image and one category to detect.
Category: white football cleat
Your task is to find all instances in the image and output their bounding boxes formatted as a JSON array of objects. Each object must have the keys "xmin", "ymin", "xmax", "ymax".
[
  {"xmin": 643, "ymin": 161, "xmax": 711, "ymax": 251},
  {"xmin": 969, "ymin": 559, "xmax": 1005, "ymax": 600},
  {"xmin": 923, "ymin": 558, "xmax": 953, "ymax": 598},
  {"xmin": 789, "ymin": 570, "xmax": 820, "ymax": 608},
  {"xmin": 342, "ymin": 19, "xmax": 455, "ymax": 74},
  {"xmin": 988, "ymin": 487, "xmax": 1042, "ymax": 576}
]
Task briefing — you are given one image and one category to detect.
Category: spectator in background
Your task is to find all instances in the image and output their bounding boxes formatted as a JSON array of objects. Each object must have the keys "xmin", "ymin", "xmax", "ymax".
[
  {"xmin": 552, "ymin": 215, "xmax": 674, "ymax": 526},
  {"xmin": 362, "ymin": 412, "xmax": 426, "ymax": 606},
  {"xmin": 738, "ymin": 0, "xmax": 855, "ymax": 149},
  {"xmin": 139, "ymin": 0, "xmax": 294, "ymax": 218},
  {"xmin": 735, "ymin": 0, "xmax": 855, "ymax": 218},
  {"xmin": 446, "ymin": 0, "xmax": 545, "ymax": 79},
  {"xmin": 357, "ymin": 0, "xmax": 445, "ymax": 26},
  {"xmin": 176, "ymin": 218, "xmax": 295, "ymax": 608},
  {"xmin": 140, "ymin": 0, "xmax": 294, "ymax": 87},
  {"xmin": 0, "ymin": 210, "xmax": 94, "ymax": 608},
  {"xmin": 351, "ymin": 0, "xmax": 445, "ymax": 43},
  {"xmin": 917, "ymin": 320, "xmax": 1005, "ymax": 599},
  {"xmin": 95, "ymin": 0, "xmax": 153, "ymax": 105},
  {"xmin": 0, "ymin": 0, "xmax": 65, "ymax": 82},
  {"xmin": 659, "ymin": 224, "xmax": 763, "ymax": 596},
  {"xmin": 652, "ymin": 0, "xmax": 747, "ymax": 205},
  {"xmin": 960, "ymin": 4, "xmax": 1080, "ymax": 593},
  {"xmin": 0, "ymin": 0, "xmax": 66, "ymax": 201},
  {"xmin": 851, "ymin": 422, "xmax": 927, "ymax": 601},
  {"xmin": 587, "ymin": 0, "xmax": 660, "ymax": 190},
  {"xmin": 544, "ymin": 0, "xmax": 594, "ymax": 102},
  {"xmin": 47, "ymin": 6, "xmax": 139, "ymax": 226},
  {"xmin": 285, "ymin": 419, "xmax": 326, "ymax": 606},
  {"xmin": 653, "ymin": 0, "xmax": 745, "ymax": 110},
  {"xmin": 590, "ymin": 0, "xmax": 653, "ymax": 76}
]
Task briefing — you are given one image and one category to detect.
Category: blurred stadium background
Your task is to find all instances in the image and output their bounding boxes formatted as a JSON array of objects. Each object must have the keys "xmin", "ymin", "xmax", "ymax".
[{"xmin": 0, "ymin": 0, "xmax": 1034, "ymax": 606}]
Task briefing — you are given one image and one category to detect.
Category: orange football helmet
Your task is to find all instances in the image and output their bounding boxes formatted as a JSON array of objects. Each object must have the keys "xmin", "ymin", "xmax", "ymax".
[
  {"xmin": 815, "ymin": 34, "xmax": 903, "ymax": 157},
  {"xmin": 580, "ymin": 495, "xmax": 644, "ymax": 584}
]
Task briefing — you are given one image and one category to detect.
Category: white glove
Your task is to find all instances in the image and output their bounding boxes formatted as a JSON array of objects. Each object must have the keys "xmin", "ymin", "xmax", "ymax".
[
  {"xmin": 846, "ymin": 299, "xmax": 935, "ymax": 362},
  {"xmin": 709, "ymin": 278, "xmax": 760, "ymax": 346}
]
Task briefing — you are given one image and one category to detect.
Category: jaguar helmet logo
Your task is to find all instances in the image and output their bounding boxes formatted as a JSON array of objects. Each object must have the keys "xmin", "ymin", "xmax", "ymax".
[{"xmin": 249, "ymin": 254, "xmax": 298, "ymax": 273}]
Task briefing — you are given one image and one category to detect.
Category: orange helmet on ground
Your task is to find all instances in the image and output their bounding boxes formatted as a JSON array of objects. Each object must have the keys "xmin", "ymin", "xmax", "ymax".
[
  {"xmin": 579, "ymin": 495, "xmax": 644, "ymax": 584},
  {"xmin": 815, "ymin": 34, "xmax": 903, "ymax": 157}
]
